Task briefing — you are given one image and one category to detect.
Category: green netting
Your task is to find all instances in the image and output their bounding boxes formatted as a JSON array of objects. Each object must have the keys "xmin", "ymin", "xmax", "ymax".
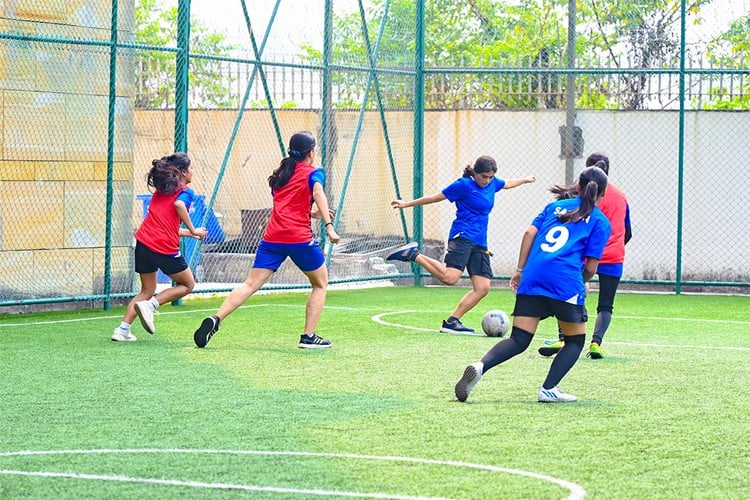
[{"xmin": 1, "ymin": 0, "xmax": 748, "ymax": 308}]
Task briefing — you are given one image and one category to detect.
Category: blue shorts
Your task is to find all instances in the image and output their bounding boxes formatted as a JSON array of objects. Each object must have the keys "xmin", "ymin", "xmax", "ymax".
[
  {"xmin": 512, "ymin": 294, "xmax": 588, "ymax": 323},
  {"xmin": 253, "ymin": 240, "xmax": 325, "ymax": 272},
  {"xmin": 134, "ymin": 240, "xmax": 188, "ymax": 276}
]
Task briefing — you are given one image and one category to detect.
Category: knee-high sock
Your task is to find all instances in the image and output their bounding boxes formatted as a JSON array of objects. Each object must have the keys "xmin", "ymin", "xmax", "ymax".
[
  {"xmin": 542, "ymin": 334, "xmax": 585, "ymax": 389},
  {"xmin": 592, "ymin": 311, "xmax": 612, "ymax": 345},
  {"xmin": 480, "ymin": 327, "xmax": 533, "ymax": 373}
]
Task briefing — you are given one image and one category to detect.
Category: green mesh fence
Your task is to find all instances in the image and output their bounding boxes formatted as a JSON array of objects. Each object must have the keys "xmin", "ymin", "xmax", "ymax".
[{"xmin": 1, "ymin": 0, "xmax": 748, "ymax": 308}]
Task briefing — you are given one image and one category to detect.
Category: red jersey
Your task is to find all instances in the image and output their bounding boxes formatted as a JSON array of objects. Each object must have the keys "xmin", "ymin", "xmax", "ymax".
[
  {"xmin": 598, "ymin": 182, "xmax": 628, "ymax": 265},
  {"xmin": 135, "ymin": 187, "xmax": 193, "ymax": 255},
  {"xmin": 263, "ymin": 162, "xmax": 323, "ymax": 244}
]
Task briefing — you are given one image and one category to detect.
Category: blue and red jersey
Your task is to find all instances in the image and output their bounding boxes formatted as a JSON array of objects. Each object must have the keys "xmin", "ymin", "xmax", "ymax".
[
  {"xmin": 263, "ymin": 162, "xmax": 326, "ymax": 244},
  {"xmin": 135, "ymin": 187, "xmax": 195, "ymax": 256}
]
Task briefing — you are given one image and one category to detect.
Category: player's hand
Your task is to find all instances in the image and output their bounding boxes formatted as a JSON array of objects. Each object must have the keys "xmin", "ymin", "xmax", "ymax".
[
  {"xmin": 326, "ymin": 225, "xmax": 341, "ymax": 244},
  {"xmin": 526, "ymin": 175, "xmax": 537, "ymax": 183},
  {"xmin": 509, "ymin": 271, "xmax": 522, "ymax": 293},
  {"xmin": 391, "ymin": 200, "xmax": 406, "ymax": 209},
  {"xmin": 191, "ymin": 227, "xmax": 208, "ymax": 240}
]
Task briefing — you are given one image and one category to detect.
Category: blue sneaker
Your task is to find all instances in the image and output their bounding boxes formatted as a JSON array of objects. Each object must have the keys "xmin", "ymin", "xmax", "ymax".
[
  {"xmin": 386, "ymin": 242, "xmax": 420, "ymax": 262},
  {"xmin": 440, "ymin": 318, "xmax": 475, "ymax": 334}
]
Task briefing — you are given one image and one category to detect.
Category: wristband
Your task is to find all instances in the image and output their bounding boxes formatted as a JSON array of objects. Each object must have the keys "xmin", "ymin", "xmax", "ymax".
[
  {"xmin": 516, "ymin": 268, "xmax": 524, "ymax": 273},
  {"xmin": 325, "ymin": 222, "xmax": 333, "ymax": 227}
]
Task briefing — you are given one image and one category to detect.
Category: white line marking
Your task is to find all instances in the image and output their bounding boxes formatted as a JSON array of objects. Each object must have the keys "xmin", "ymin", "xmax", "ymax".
[
  {"xmin": 375, "ymin": 311, "xmax": 750, "ymax": 351},
  {"xmin": 0, "ymin": 449, "xmax": 586, "ymax": 500}
]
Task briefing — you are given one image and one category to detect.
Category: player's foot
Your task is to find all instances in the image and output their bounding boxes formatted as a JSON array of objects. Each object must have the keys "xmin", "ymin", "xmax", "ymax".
[
  {"xmin": 587, "ymin": 342, "xmax": 604, "ymax": 359},
  {"xmin": 455, "ymin": 362, "xmax": 483, "ymax": 402},
  {"xmin": 194, "ymin": 315, "xmax": 220, "ymax": 348},
  {"xmin": 386, "ymin": 242, "xmax": 420, "ymax": 262},
  {"xmin": 538, "ymin": 339, "xmax": 564, "ymax": 357},
  {"xmin": 134, "ymin": 300, "xmax": 156, "ymax": 334},
  {"xmin": 538, "ymin": 385, "xmax": 577, "ymax": 403},
  {"xmin": 298, "ymin": 333, "xmax": 332, "ymax": 349},
  {"xmin": 440, "ymin": 318, "xmax": 475, "ymax": 334},
  {"xmin": 111, "ymin": 327, "xmax": 137, "ymax": 342}
]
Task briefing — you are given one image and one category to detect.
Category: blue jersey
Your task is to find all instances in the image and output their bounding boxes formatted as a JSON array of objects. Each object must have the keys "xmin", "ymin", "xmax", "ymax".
[
  {"xmin": 442, "ymin": 176, "xmax": 506, "ymax": 248},
  {"xmin": 518, "ymin": 198, "xmax": 611, "ymax": 305}
]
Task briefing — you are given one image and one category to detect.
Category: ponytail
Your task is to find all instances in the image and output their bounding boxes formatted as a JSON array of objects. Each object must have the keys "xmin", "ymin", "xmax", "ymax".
[
  {"xmin": 556, "ymin": 166, "xmax": 608, "ymax": 223},
  {"xmin": 147, "ymin": 152, "xmax": 191, "ymax": 195}
]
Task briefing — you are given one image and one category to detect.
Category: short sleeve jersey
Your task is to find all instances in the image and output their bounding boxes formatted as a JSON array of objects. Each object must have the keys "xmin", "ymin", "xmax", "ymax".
[
  {"xmin": 441, "ymin": 176, "xmax": 506, "ymax": 248},
  {"xmin": 597, "ymin": 182, "xmax": 630, "ymax": 265},
  {"xmin": 135, "ymin": 187, "xmax": 195, "ymax": 255},
  {"xmin": 263, "ymin": 162, "xmax": 325, "ymax": 244},
  {"xmin": 518, "ymin": 197, "xmax": 612, "ymax": 305}
]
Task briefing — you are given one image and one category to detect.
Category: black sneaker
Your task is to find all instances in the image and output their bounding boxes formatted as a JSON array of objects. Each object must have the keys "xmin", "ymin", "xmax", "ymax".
[
  {"xmin": 298, "ymin": 333, "xmax": 332, "ymax": 349},
  {"xmin": 194, "ymin": 315, "xmax": 220, "ymax": 348}
]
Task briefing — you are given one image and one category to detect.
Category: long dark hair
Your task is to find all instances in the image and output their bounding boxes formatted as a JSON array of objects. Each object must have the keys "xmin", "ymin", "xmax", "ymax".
[
  {"xmin": 268, "ymin": 131, "xmax": 316, "ymax": 190},
  {"xmin": 549, "ymin": 159, "xmax": 608, "ymax": 201},
  {"xmin": 462, "ymin": 155, "xmax": 497, "ymax": 178},
  {"xmin": 147, "ymin": 152, "xmax": 191, "ymax": 195},
  {"xmin": 554, "ymin": 166, "xmax": 608, "ymax": 223},
  {"xmin": 586, "ymin": 152, "xmax": 609, "ymax": 174}
]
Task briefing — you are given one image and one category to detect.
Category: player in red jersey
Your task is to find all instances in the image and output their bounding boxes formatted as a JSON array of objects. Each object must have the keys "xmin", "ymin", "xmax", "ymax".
[
  {"xmin": 112, "ymin": 153, "xmax": 207, "ymax": 342},
  {"xmin": 193, "ymin": 131, "xmax": 340, "ymax": 349}
]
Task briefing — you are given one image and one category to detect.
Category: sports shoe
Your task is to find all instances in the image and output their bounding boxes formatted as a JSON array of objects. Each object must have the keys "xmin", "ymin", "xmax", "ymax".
[
  {"xmin": 134, "ymin": 300, "xmax": 156, "ymax": 334},
  {"xmin": 538, "ymin": 340, "xmax": 564, "ymax": 357},
  {"xmin": 588, "ymin": 342, "xmax": 604, "ymax": 359},
  {"xmin": 538, "ymin": 385, "xmax": 578, "ymax": 403},
  {"xmin": 111, "ymin": 327, "xmax": 137, "ymax": 342},
  {"xmin": 194, "ymin": 315, "xmax": 220, "ymax": 348},
  {"xmin": 454, "ymin": 362, "xmax": 483, "ymax": 402},
  {"xmin": 440, "ymin": 318, "xmax": 475, "ymax": 334},
  {"xmin": 298, "ymin": 333, "xmax": 332, "ymax": 349},
  {"xmin": 386, "ymin": 242, "xmax": 420, "ymax": 262}
]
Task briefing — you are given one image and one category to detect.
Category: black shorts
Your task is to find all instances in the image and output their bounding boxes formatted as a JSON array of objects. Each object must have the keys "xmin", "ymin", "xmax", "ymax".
[
  {"xmin": 134, "ymin": 240, "xmax": 189, "ymax": 276},
  {"xmin": 443, "ymin": 236, "xmax": 492, "ymax": 279},
  {"xmin": 512, "ymin": 294, "xmax": 589, "ymax": 323}
]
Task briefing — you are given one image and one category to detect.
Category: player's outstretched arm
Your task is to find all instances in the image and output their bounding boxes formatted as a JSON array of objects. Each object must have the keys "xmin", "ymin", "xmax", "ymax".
[
  {"xmin": 503, "ymin": 176, "xmax": 537, "ymax": 189},
  {"xmin": 390, "ymin": 192, "xmax": 446, "ymax": 209}
]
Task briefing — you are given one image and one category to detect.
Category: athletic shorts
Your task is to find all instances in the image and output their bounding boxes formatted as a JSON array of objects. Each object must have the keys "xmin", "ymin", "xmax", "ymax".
[
  {"xmin": 443, "ymin": 236, "xmax": 492, "ymax": 279},
  {"xmin": 134, "ymin": 240, "xmax": 188, "ymax": 276},
  {"xmin": 253, "ymin": 240, "xmax": 325, "ymax": 272},
  {"xmin": 512, "ymin": 294, "xmax": 589, "ymax": 323}
]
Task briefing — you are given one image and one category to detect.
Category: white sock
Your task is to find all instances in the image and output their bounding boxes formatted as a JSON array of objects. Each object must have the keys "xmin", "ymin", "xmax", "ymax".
[
  {"xmin": 149, "ymin": 297, "xmax": 160, "ymax": 309},
  {"xmin": 119, "ymin": 322, "xmax": 131, "ymax": 331}
]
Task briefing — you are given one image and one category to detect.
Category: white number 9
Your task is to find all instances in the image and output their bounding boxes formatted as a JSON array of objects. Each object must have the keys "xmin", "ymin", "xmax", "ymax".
[{"xmin": 541, "ymin": 226, "xmax": 569, "ymax": 253}]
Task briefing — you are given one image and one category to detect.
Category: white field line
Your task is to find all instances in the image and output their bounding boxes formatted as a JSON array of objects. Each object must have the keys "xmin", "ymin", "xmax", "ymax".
[{"xmin": 0, "ymin": 448, "xmax": 585, "ymax": 500}]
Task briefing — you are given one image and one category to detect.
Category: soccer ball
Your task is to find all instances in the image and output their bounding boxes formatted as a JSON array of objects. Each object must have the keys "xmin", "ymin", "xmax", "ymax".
[{"xmin": 481, "ymin": 309, "xmax": 510, "ymax": 337}]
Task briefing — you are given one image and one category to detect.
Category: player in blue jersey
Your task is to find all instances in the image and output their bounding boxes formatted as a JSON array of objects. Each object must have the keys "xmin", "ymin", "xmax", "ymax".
[
  {"xmin": 455, "ymin": 165, "xmax": 611, "ymax": 403},
  {"xmin": 387, "ymin": 156, "xmax": 536, "ymax": 334}
]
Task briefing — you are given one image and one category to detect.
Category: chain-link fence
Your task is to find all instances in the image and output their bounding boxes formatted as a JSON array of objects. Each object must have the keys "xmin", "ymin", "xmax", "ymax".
[{"xmin": 1, "ymin": 0, "xmax": 748, "ymax": 309}]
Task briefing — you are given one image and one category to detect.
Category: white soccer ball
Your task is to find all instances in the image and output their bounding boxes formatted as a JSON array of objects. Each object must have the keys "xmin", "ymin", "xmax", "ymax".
[{"xmin": 481, "ymin": 309, "xmax": 510, "ymax": 337}]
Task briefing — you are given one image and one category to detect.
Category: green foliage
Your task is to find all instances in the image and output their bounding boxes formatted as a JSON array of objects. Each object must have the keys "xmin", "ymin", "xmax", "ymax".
[
  {"xmin": 0, "ymin": 288, "xmax": 748, "ymax": 497},
  {"xmin": 309, "ymin": 0, "xmax": 723, "ymax": 110},
  {"xmin": 135, "ymin": 0, "xmax": 238, "ymax": 108}
]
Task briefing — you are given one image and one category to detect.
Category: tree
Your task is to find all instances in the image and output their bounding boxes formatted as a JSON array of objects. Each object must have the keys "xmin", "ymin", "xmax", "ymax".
[
  {"xmin": 306, "ymin": 0, "xmax": 712, "ymax": 110},
  {"xmin": 135, "ymin": 0, "xmax": 238, "ymax": 108},
  {"xmin": 701, "ymin": 14, "xmax": 750, "ymax": 109}
]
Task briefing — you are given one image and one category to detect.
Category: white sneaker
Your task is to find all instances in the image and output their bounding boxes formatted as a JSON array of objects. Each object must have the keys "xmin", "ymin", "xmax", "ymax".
[
  {"xmin": 111, "ymin": 327, "xmax": 137, "ymax": 342},
  {"xmin": 454, "ymin": 362, "xmax": 483, "ymax": 402},
  {"xmin": 538, "ymin": 385, "xmax": 577, "ymax": 403},
  {"xmin": 135, "ymin": 300, "xmax": 156, "ymax": 334}
]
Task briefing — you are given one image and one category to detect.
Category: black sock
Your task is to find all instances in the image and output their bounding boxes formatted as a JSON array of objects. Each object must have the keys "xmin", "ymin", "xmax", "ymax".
[
  {"xmin": 447, "ymin": 316, "xmax": 459, "ymax": 323},
  {"xmin": 592, "ymin": 311, "xmax": 612, "ymax": 345},
  {"xmin": 480, "ymin": 326, "xmax": 533, "ymax": 373},
  {"xmin": 542, "ymin": 334, "xmax": 585, "ymax": 389}
]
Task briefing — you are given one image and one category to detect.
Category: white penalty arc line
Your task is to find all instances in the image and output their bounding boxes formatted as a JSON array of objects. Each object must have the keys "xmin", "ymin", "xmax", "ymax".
[
  {"xmin": 0, "ymin": 449, "xmax": 586, "ymax": 500},
  {"xmin": 374, "ymin": 311, "xmax": 750, "ymax": 351},
  {"xmin": 372, "ymin": 311, "xmax": 485, "ymax": 336}
]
